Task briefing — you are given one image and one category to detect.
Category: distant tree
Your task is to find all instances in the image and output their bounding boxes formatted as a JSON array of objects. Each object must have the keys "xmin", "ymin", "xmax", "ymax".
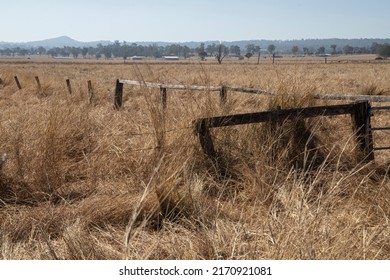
[
  {"xmin": 216, "ymin": 44, "xmax": 229, "ymax": 64},
  {"xmin": 122, "ymin": 43, "xmax": 132, "ymax": 61},
  {"xmin": 70, "ymin": 47, "xmax": 81, "ymax": 58},
  {"xmin": 47, "ymin": 48, "xmax": 58, "ymax": 58},
  {"xmin": 81, "ymin": 47, "xmax": 89, "ymax": 58},
  {"xmin": 102, "ymin": 47, "xmax": 112, "ymax": 59},
  {"xmin": 95, "ymin": 53, "xmax": 102, "ymax": 60},
  {"xmin": 229, "ymin": 45, "xmax": 241, "ymax": 56},
  {"xmin": 267, "ymin": 44, "xmax": 276, "ymax": 54},
  {"xmin": 330, "ymin": 44, "xmax": 337, "ymax": 54},
  {"xmin": 377, "ymin": 44, "xmax": 390, "ymax": 57},
  {"xmin": 182, "ymin": 46, "xmax": 190, "ymax": 59},
  {"xmin": 198, "ymin": 51, "xmax": 207, "ymax": 61},
  {"xmin": 317, "ymin": 46, "xmax": 325, "ymax": 55},
  {"xmin": 291, "ymin": 46, "xmax": 299, "ymax": 56},
  {"xmin": 246, "ymin": 44, "xmax": 256, "ymax": 54},
  {"xmin": 245, "ymin": 52, "xmax": 253, "ymax": 61},
  {"xmin": 196, "ymin": 43, "xmax": 205, "ymax": 54},
  {"xmin": 37, "ymin": 46, "xmax": 46, "ymax": 56},
  {"xmin": 371, "ymin": 42, "xmax": 380, "ymax": 54},
  {"xmin": 87, "ymin": 47, "xmax": 96, "ymax": 57},
  {"xmin": 302, "ymin": 47, "xmax": 309, "ymax": 55},
  {"xmin": 343, "ymin": 45, "xmax": 354, "ymax": 55},
  {"xmin": 206, "ymin": 43, "xmax": 217, "ymax": 56}
]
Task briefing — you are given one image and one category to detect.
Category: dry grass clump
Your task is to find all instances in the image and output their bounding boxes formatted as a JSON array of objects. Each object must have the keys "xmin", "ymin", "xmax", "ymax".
[
  {"xmin": 1, "ymin": 60, "xmax": 390, "ymax": 260},
  {"xmin": 360, "ymin": 84, "xmax": 389, "ymax": 96}
]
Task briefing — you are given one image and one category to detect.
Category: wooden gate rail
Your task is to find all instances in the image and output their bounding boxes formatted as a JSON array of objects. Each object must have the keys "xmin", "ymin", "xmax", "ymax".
[
  {"xmin": 313, "ymin": 94, "xmax": 390, "ymax": 102},
  {"xmin": 369, "ymin": 106, "xmax": 390, "ymax": 151},
  {"xmin": 194, "ymin": 101, "xmax": 375, "ymax": 162}
]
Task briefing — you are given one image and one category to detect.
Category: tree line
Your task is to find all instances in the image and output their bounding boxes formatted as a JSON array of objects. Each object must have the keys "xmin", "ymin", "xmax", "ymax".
[{"xmin": 1, "ymin": 41, "xmax": 390, "ymax": 61}]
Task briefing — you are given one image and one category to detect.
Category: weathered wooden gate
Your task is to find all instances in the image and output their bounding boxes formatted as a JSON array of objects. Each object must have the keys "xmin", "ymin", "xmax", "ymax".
[
  {"xmin": 369, "ymin": 105, "xmax": 390, "ymax": 158},
  {"xmin": 194, "ymin": 101, "xmax": 380, "ymax": 163}
]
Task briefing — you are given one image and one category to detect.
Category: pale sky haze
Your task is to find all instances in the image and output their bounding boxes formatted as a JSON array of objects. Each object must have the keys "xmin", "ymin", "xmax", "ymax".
[{"xmin": 1, "ymin": 0, "xmax": 389, "ymax": 43}]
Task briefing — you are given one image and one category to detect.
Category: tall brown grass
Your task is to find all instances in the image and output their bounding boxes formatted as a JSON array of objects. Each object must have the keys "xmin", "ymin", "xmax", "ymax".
[{"xmin": 0, "ymin": 60, "xmax": 389, "ymax": 259}]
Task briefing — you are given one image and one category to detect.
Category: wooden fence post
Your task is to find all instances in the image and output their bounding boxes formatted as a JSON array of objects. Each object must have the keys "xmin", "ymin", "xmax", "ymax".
[
  {"xmin": 114, "ymin": 79, "xmax": 123, "ymax": 110},
  {"xmin": 352, "ymin": 101, "xmax": 374, "ymax": 161},
  {"xmin": 160, "ymin": 86, "xmax": 167, "ymax": 110},
  {"xmin": 66, "ymin": 79, "xmax": 72, "ymax": 94},
  {"xmin": 87, "ymin": 80, "xmax": 94, "ymax": 104},
  {"xmin": 220, "ymin": 86, "xmax": 227, "ymax": 107},
  {"xmin": 35, "ymin": 76, "xmax": 41, "ymax": 90},
  {"xmin": 195, "ymin": 119, "xmax": 216, "ymax": 160},
  {"xmin": 14, "ymin": 76, "xmax": 22, "ymax": 89}
]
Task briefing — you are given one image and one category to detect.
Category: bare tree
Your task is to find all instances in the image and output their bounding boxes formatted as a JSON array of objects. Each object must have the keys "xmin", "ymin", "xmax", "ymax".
[{"xmin": 216, "ymin": 44, "xmax": 228, "ymax": 64}]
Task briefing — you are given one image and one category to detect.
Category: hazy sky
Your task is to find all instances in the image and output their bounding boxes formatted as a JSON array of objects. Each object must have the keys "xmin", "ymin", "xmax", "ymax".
[{"xmin": 1, "ymin": 0, "xmax": 389, "ymax": 42}]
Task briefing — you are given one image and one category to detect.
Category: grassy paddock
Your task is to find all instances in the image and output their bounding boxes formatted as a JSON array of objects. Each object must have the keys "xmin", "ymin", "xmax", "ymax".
[{"xmin": 0, "ymin": 59, "xmax": 389, "ymax": 259}]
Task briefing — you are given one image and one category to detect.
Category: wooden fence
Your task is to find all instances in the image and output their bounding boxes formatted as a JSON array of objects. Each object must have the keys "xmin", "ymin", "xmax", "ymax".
[
  {"xmin": 114, "ymin": 79, "xmax": 389, "ymax": 162},
  {"xmin": 193, "ymin": 101, "xmax": 377, "ymax": 162},
  {"xmin": 2, "ymin": 76, "xmax": 389, "ymax": 162},
  {"xmin": 6, "ymin": 75, "xmax": 95, "ymax": 104},
  {"xmin": 114, "ymin": 79, "xmax": 390, "ymax": 110},
  {"xmin": 115, "ymin": 79, "xmax": 274, "ymax": 110}
]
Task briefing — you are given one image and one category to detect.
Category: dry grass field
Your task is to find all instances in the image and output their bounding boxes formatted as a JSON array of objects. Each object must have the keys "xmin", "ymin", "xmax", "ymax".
[{"xmin": 0, "ymin": 57, "xmax": 389, "ymax": 260}]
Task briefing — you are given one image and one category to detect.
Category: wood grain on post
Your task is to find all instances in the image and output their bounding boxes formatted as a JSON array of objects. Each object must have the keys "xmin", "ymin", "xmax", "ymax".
[
  {"xmin": 114, "ymin": 79, "xmax": 123, "ymax": 110},
  {"xmin": 195, "ymin": 119, "xmax": 216, "ymax": 160},
  {"xmin": 220, "ymin": 86, "xmax": 227, "ymax": 107},
  {"xmin": 160, "ymin": 86, "xmax": 167, "ymax": 110},
  {"xmin": 66, "ymin": 79, "xmax": 72, "ymax": 94},
  {"xmin": 87, "ymin": 80, "xmax": 94, "ymax": 104},
  {"xmin": 14, "ymin": 76, "xmax": 22, "ymax": 89},
  {"xmin": 352, "ymin": 101, "xmax": 374, "ymax": 161},
  {"xmin": 35, "ymin": 76, "xmax": 41, "ymax": 90}
]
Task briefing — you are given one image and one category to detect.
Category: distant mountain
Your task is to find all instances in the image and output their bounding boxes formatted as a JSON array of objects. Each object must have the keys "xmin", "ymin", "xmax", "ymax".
[{"xmin": 0, "ymin": 36, "xmax": 112, "ymax": 49}]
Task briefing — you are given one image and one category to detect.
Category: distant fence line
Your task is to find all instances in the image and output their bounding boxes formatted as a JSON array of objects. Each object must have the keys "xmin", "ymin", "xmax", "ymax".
[{"xmin": 2, "ymin": 75, "xmax": 95, "ymax": 104}]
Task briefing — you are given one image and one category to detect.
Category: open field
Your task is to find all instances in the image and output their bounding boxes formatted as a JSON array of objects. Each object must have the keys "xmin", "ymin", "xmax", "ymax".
[{"xmin": 0, "ymin": 58, "xmax": 390, "ymax": 259}]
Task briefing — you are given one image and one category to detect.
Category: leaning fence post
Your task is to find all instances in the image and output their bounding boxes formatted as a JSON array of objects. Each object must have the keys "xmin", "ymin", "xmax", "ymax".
[
  {"xmin": 220, "ymin": 86, "xmax": 227, "ymax": 107},
  {"xmin": 160, "ymin": 86, "xmax": 167, "ymax": 110},
  {"xmin": 35, "ymin": 76, "xmax": 41, "ymax": 90},
  {"xmin": 195, "ymin": 119, "xmax": 216, "ymax": 160},
  {"xmin": 114, "ymin": 79, "xmax": 123, "ymax": 110},
  {"xmin": 14, "ymin": 76, "xmax": 22, "ymax": 89},
  {"xmin": 352, "ymin": 101, "xmax": 374, "ymax": 161},
  {"xmin": 66, "ymin": 79, "xmax": 72, "ymax": 94}
]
